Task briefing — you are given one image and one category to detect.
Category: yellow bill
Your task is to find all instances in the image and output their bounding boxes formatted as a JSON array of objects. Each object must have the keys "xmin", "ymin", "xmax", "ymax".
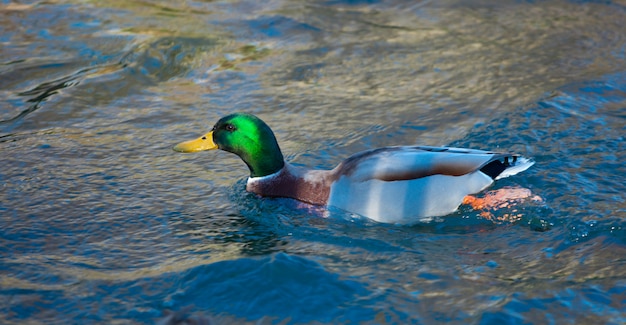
[{"xmin": 173, "ymin": 131, "xmax": 218, "ymax": 153}]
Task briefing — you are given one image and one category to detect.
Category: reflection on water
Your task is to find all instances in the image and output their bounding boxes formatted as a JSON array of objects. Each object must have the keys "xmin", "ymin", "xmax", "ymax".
[{"xmin": 1, "ymin": 0, "xmax": 625, "ymax": 323}]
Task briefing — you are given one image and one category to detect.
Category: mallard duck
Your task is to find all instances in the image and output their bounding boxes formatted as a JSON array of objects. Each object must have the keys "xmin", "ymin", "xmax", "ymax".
[{"xmin": 173, "ymin": 113, "xmax": 534, "ymax": 224}]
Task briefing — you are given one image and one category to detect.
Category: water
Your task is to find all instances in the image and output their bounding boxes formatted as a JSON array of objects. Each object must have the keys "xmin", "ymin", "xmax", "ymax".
[{"xmin": 1, "ymin": 0, "xmax": 625, "ymax": 323}]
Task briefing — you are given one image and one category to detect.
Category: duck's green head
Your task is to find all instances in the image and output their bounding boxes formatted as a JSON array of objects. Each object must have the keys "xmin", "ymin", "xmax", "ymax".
[{"xmin": 173, "ymin": 113, "xmax": 285, "ymax": 178}]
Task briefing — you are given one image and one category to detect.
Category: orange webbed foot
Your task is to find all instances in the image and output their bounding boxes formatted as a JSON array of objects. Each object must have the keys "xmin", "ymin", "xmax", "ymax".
[{"xmin": 463, "ymin": 187, "xmax": 542, "ymax": 222}]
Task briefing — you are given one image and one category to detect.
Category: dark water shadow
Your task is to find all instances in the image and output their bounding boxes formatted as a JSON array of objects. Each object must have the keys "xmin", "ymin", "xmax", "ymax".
[{"xmin": 84, "ymin": 252, "xmax": 374, "ymax": 324}]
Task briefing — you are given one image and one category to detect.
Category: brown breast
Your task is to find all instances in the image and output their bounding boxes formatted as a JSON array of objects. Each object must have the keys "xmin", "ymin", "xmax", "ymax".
[{"xmin": 245, "ymin": 164, "xmax": 336, "ymax": 206}]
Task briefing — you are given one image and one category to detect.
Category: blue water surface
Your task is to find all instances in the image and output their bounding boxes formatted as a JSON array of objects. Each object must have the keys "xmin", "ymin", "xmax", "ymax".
[{"xmin": 1, "ymin": 0, "xmax": 625, "ymax": 324}]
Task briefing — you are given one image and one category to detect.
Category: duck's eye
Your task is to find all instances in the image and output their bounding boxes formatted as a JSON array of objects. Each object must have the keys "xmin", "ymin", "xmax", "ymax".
[{"xmin": 225, "ymin": 124, "xmax": 236, "ymax": 132}]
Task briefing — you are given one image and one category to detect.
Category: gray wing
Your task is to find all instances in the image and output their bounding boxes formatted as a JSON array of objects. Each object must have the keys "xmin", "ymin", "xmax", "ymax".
[{"xmin": 337, "ymin": 146, "xmax": 521, "ymax": 182}]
